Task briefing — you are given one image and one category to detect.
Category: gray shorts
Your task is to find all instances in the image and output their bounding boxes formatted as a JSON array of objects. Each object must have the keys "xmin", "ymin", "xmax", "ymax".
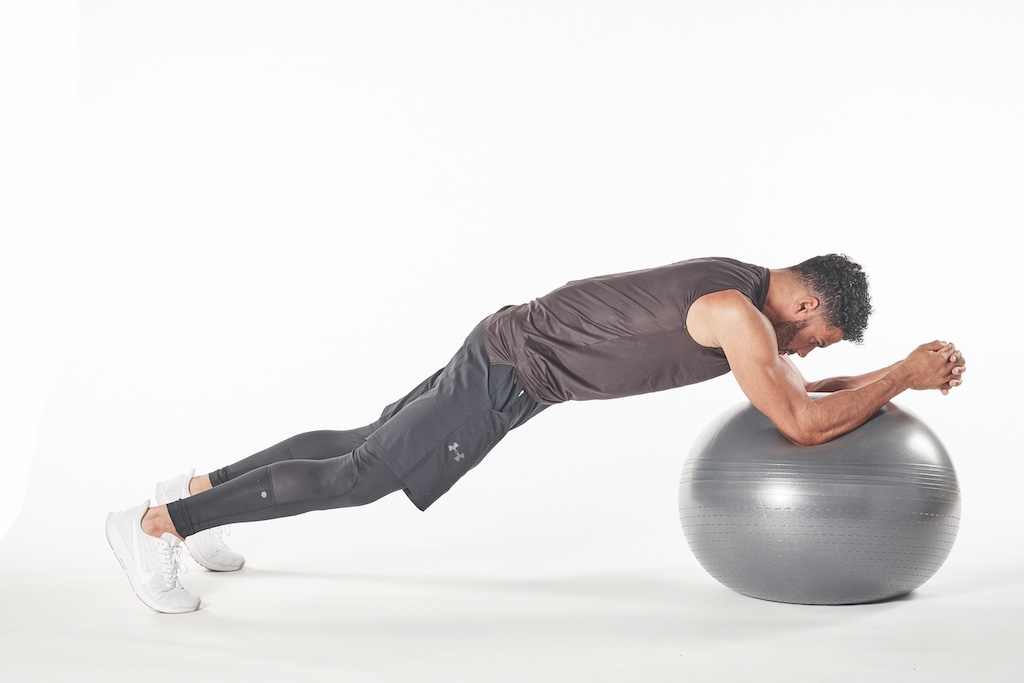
[{"xmin": 363, "ymin": 318, "xmax": 547, "ymax": 510}]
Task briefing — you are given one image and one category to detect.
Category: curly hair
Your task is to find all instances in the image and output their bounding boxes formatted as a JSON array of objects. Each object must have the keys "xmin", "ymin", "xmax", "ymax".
[{"xmin": 791, "ymin": 254, "xmax": 873, "ymax": 344}]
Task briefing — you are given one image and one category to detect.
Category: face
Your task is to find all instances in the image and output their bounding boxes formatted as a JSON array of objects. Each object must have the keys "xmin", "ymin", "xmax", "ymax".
[{"xmin": 774, "ymin": 317, "xmax": 844, "ymax": 357}]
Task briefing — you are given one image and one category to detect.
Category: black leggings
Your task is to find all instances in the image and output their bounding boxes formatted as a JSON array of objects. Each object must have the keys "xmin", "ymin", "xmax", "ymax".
[
  {"xmin": 165, "ymin": 320, "xmax": 547, "ymax": 537},
  {"xmin": 165, "ymin": 429, "xmax": 404, "ymax": 538}
]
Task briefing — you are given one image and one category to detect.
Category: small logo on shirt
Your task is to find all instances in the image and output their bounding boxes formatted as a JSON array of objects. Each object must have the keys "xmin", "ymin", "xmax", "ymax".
[{"xmin": 448, "ymin": 442, "xmax": 466, "ymax": 462}]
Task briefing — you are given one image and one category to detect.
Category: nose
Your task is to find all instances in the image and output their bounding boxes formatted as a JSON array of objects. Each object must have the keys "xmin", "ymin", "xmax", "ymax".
[{"xmin": 797, "ymin": 346, "xmax": 814, "ymax": 358}]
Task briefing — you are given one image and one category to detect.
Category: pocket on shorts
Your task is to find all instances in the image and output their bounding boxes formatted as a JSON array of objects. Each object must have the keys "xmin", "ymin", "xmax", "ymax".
[{"xmin": 487, "ymin": 363, "xmax": 518, "ymax": 413}]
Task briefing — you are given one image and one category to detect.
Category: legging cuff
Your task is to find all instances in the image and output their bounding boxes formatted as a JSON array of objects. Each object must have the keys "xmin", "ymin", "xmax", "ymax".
[
  {"xmin": 165, "ymin": 499, "xmax": 196, "ymax": 538},
  {"xmin": 208, "ymin": 467, "xmax": 230, "ymax": 487}
]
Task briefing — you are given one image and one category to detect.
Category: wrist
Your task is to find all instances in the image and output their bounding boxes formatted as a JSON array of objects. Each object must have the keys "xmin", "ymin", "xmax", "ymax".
[{"xmin": 884, "ymin": 361, "xmax": 912, "ymax": 393}]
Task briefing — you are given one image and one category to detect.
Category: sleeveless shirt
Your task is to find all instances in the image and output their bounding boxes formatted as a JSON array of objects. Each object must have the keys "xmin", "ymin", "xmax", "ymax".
[{"xmin": 483, "ymin": 257, "xmax": 770, "ymax": 404}]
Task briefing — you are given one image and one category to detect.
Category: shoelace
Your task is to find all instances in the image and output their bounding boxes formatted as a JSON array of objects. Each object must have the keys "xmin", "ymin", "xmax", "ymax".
[
  {"xmin": 157, "ymin": 538, "xmax": 188, "ymax": 587},
  {"xmin": 207, "ymin": 525, "xmax": 232, "ymax": 550}
]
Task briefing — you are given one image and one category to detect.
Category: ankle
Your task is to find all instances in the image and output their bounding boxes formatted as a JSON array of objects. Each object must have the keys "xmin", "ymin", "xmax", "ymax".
[
  {"xmin": 141, "ymin": 506, "xmax": 183, "ymax": 541},
  {"xmin": 188, "ymin": 473, "xmax": 213, "ymax": 496}
]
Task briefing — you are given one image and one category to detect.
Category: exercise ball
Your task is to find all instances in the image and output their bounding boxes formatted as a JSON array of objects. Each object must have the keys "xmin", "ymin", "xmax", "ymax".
[{"xmin": 678, "ymin": 401, "xmax": 961, "ymax": 605}]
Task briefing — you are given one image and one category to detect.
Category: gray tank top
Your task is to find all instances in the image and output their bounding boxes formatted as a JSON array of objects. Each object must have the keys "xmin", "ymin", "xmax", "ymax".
[{"xmin": 483, "ymin": 257, "xmax": 770, "ymax": 404}]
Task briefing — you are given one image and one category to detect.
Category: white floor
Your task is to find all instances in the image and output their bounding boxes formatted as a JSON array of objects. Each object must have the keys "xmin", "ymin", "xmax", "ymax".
[{"xmin": 1, "ymin": 551, "xmax": 1019, "ymax": 682}]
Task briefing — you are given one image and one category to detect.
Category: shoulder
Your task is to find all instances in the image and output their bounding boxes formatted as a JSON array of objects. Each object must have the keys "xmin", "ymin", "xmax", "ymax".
[
  {"xmin": 687, "ymin": 289, "xmax": 771, "ymax": 348},
  {"xmin": 692, "ymin": 289, "xmax": 765, "ymax": 326}
]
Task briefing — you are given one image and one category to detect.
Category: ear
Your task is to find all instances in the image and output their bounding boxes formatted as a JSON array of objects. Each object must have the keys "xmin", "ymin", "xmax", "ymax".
[{"xmin": 794, "ymin": 296, "xmax": 820, "ymax": 318}]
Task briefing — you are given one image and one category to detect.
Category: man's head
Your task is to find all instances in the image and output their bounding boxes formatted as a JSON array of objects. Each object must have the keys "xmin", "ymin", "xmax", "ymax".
[{"xmin": 772, "ymin": 254, "xmax": 872, "ymax": 356}]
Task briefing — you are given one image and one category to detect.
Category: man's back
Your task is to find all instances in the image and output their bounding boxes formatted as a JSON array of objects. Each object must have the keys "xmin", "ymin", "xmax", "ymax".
[{"xmin": 484, "ymin": 257, "xmax": 770, "ymax": 404}]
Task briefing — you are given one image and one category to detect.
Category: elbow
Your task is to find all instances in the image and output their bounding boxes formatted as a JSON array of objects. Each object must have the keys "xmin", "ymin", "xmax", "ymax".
[
  {"xmin": 777, "ymin": 416, "xmax": 830, "ymax": 447},
  {"xmin": 757, "ymin": 397, "xmax": 836, "ymax": 447},
  {"xmin": 785, "ymin": 430, "xmax": 828, "ymax": 447}
]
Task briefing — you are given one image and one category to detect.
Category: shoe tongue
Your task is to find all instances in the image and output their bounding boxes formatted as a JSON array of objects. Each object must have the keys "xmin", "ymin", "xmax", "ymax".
[{"xmin": 160, "ymin": 533, "xmax": 182, "ymax": 546}]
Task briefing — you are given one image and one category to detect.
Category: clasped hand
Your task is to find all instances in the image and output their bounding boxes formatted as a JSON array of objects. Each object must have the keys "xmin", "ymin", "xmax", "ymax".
[{"xmin": 903, "ymin": 341, "xmax": 966, "ymax": 395}]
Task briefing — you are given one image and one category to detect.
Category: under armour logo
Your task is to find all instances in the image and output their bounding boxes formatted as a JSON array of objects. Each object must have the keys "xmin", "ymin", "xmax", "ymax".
[{"xmin": 448, "ymin": 442, "xmax": 466, "ymax": 461}]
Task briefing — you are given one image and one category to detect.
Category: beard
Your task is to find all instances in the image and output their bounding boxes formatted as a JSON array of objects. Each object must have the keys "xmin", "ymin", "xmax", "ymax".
[{"xmin": 774, "ymin": 320, "xmax": 808, "ymax": 354}]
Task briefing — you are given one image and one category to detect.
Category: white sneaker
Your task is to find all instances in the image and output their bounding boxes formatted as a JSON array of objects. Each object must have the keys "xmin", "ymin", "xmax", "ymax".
[
  {"xmin": 155, "ymin": 469, "xmax": 246, "ymax": 572},
  {"xmin": 105, "ymin": 501, "xmax": 201, "ymax": 614}
]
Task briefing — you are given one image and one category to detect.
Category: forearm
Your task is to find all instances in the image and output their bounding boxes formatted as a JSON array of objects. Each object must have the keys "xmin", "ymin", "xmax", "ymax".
[
  {"xmin": 796, "ymin": 368, "xmax": 909, "ymax": 445},
  {"xmin": 806, "ymin": 362, "xmax": 901, "ymax": 393}
]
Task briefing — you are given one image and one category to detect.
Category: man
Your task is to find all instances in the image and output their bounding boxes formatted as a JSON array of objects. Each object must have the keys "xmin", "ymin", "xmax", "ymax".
[{"xmin": 105, "ymin": 254, "xmax": 966, "ymax": 613}]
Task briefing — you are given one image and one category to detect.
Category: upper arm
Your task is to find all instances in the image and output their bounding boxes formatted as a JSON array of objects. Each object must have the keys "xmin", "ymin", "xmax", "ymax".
[{"xmin": 692, "ymin": 291, "xmax": 816, "ymax": 444}]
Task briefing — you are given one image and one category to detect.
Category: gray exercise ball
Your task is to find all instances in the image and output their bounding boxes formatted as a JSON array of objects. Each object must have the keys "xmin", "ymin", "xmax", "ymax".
[{"xmin": 678, "ymin": 401, "xmax": 961, "ymax": 605}]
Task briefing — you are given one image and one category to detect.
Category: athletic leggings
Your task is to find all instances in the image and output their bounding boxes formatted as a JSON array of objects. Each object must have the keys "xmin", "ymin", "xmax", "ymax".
[
  {"xmin": 165, "ymin": 428, "xmax": 403, "ymax": 538},
  {"xmin": 164, "ymin": 319, "xmax": 546, "ymax": 538}
]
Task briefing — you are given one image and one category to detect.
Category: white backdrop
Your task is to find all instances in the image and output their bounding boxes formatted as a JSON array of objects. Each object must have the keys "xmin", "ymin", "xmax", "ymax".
[{"xmin": 2, "ymin": 1, "xmax": 1022, "ymax": 582}]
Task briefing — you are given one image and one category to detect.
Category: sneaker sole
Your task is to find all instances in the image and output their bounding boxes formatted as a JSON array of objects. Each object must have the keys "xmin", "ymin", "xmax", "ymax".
[{"xmin": 105, "ymin": 512, "xmax": 200, "ymax": 614}]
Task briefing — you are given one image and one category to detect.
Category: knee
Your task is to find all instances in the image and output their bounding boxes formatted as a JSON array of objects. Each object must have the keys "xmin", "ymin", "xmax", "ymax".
[
  {"xmin": 316, "ymin": 455, "xmax": 359, "ymax": 502},
  {"xmin": 288, "ymin": 430, "xmax": 358, "ymax": 460},
  {"xmin": 269, "ymin": 455, "xmax": 359, "ymax": 507}
]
